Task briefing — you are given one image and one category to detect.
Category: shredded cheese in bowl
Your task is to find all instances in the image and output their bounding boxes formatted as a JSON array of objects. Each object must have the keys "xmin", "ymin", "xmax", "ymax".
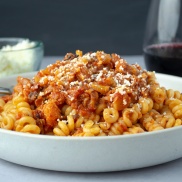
[{"xmin": 0, "ymin": 38, "xmax": 43, "ymax": 78}]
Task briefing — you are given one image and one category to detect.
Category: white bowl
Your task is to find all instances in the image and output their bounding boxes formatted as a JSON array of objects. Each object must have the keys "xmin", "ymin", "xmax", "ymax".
[{"xmin": 0, "ymin": 72, "xmax": 182, "ymax": 172}]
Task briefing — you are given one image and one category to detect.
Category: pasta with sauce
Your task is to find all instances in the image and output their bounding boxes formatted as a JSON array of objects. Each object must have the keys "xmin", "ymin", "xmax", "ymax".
[{"xmin": 0, "ymin": 50, "xmax": 182, "ymax": 136}]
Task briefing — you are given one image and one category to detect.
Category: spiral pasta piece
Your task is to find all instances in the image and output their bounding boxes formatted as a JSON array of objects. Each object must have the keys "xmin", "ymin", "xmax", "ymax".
[
  {"xmin": 96, "ymin": 102, "xmax": 107, "ymax": 115},
  {"xmin": 0, "ymin": 112, "xmax": 16, "ymax": 130},
  {"xmin": 14, "ymin": 116, "xmax": 40, "ymax": 134},
  {"xmin": 122, "ymin": 108, "xmax": 139, "ymax": 127},
  {"xmin": 99, "ymin": 121, "xmax": 111, "ymax": 132},
  {"xmin": 153, "ymin": 102, "xmax": 164, "ymax": 111},
  {"xmin": 148, "ymin": 73, "xmax": 166, "ymax": 104},
  {"xmin": 87, "ymin": 113, "xmax": 100, "ymax": 123},
  {"xmin": 119, "ymin": 102, "xmax": 144, "ymax": 130},
  {"xmin": 123, "ymin": 124, "xmax": 145, "ymax": 135},
  {"xmin": 0, "ymin": 98, "xmax": 5, "ymax": 112},
  {"xmin": 174, "ymin": 119, "xmax": 182, "ymax": 126},
  {"xmin": 13, "ymin": 95, "xmax": 33, "ymax": 116},
  {"xmin": 103, "ymin": 108, "xmax": 119, "ymax": 123},
  {"xmin": 0, "ymin": 101, "xmax": 17, "ymax": 130},
  {"xmin": 73, "ymin": 131, "xmax": 95, "ymax": 137},
  {"xmin": 82, "ymin": 120, "xmax": 100, "ymax": 136},
  {"xmin": 108, "ymin": 121, "xmax": 124, "ymax": 136},
  {"xmin": 167, "ymin": 99, "xmax": 182, "ymax": 119},
  {"xmin": 140, "ymin": 113, "xmax": 164, "ymax": 131},
  {"xmin": 75, "ymin": 116, "xmax": 85, "ymax": 129},
  {"xmin": 161, "ymin": 106, "xmax": 182, "ymax": 128},
  {"xmin": 147, "ymin": 71, "xmax": 157, "ymax": 85},
  {"xmin": 53, "ymin": 115, "xmax": 75, "ymax": 136},
  {"xmin": 139, "ymin": 97, "xmax": 153, "ymax": 114},
  {"xmin": 148, "ymin": 109, "xmax": 167, "ymax": 128},
  {"xmin": 61, "ymin": 105, "xmax": 76, "ymax": 116},
  {"xmin": 72, "ymin": 120, "xmax": 101, "ymax": 137},
  {"xmin": 151, "ymin": 87, "xmax": 166, "ymax": 104},
  {"xmin": 3, "ymin": 100, "xmax": 16, "ymax": 114},
  {"xmin": 166, "ymin": 89, "xmax": 182, "ymax": 100}
]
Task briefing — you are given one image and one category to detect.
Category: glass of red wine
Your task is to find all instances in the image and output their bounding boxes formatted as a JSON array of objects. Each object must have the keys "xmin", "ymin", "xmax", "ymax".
[{"xmin": 143, "ymin": 0, "xmax": 182, "ymax": 77}]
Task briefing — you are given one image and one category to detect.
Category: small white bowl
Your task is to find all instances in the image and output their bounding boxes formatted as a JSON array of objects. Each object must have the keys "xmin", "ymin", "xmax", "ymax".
[{"xmin": 0, "ymin": 38, "xmax": 44, "ymax": 78}]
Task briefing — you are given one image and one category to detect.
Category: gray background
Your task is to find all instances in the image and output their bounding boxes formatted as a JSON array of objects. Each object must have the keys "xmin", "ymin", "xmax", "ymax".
[{"xmin": 0, "ymin": 0, "xmax": 151, "ymax": 56}]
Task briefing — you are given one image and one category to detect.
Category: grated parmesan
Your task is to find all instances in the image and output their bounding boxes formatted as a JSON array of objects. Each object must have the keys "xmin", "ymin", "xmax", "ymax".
[
  {"xmin": 0, "ymin": 39, "xmax": 37, "ymax": 77},
  {"xmin": 31, "ymin": 51, "xmax": 151, "ymax": 116}
]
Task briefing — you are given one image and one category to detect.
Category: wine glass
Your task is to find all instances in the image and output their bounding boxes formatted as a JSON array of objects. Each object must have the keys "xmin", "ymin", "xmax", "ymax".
[{"xmin": 143, "ymin": 0, "xmax": 182, "ymax": 77}]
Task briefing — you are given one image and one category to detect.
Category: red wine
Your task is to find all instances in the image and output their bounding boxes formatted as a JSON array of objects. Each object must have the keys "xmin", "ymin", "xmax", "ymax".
[{"xmin": 144, "ymin": 43, "xmax": 182, "ymax": 76}]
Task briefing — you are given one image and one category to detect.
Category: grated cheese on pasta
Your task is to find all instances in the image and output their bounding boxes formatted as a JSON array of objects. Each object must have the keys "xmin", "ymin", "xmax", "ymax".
[{"xmin": 24, "ymin": 50, "xmax": 151, "ymax": 117}]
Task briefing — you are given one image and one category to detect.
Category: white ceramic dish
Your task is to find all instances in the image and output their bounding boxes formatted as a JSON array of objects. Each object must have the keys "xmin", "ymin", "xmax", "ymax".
[{"xmin": 0, "ymin": 72, "xmax": 182, "ymax": 172}]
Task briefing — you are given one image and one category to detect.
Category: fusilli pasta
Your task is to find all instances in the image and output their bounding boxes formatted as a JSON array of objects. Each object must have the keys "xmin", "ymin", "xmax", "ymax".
[{"xmin": 0, "ymin": 50, "xmax": 182, "ymax": 136}]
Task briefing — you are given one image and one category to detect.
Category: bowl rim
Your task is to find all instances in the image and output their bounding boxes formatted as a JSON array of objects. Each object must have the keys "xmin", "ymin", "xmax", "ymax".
[
  {"xmin": 0, "ymin": 37, "xmax": 43, "ymax": 52},
  {"xmin": 0, "ymin": 124, "xmax": 182, "ymax": 141}
]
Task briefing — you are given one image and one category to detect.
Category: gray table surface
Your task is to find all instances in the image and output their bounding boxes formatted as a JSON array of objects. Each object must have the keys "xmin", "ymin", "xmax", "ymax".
[{"xmin": 1, "ymin": 56, "xmax": 182, "ymax": 182}]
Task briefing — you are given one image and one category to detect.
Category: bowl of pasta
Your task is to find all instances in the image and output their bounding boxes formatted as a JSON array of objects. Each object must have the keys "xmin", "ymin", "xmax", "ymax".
[{"xmin": 0, "ymin": 50, "xmax": 182, "ymax": 172}]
